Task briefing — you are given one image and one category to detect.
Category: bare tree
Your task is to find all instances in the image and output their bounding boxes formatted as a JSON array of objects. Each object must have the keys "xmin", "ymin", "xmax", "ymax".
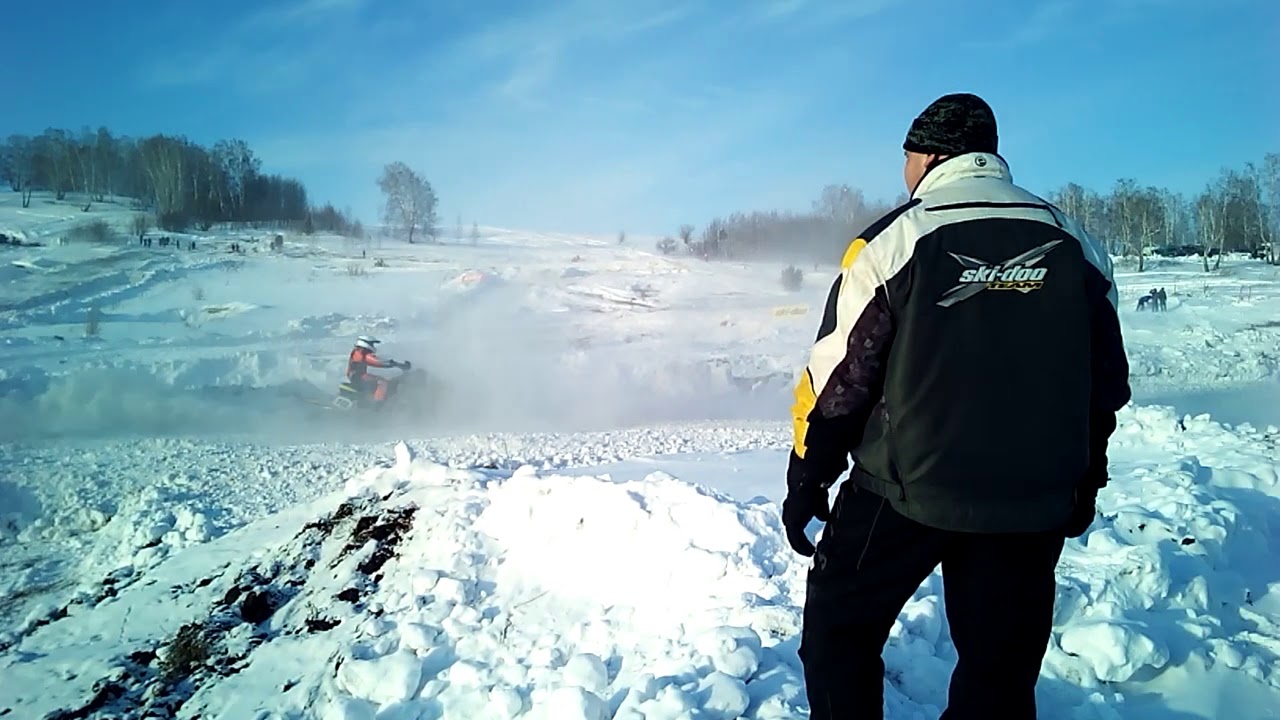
[
  {"xmin": 470, "ymin": 222, "xmax": 480, "ymax": 245},
  {"xmin": 212, "ymin": 139, "xmax": 259, "ymax": 220},
  {"xmin": 1052, "ymin": 182, "xmax": 1107, "ymax": 241},
  {"xmin": 376, "ymin": 161, "xmax": 438, "ymax": 244},
  {"xmin": 1196, "ymin": 183, "xmax": 1227, "ymax": 272},
  {"xmin": 618, "ymin": 230, "xmax": 626, "ymax": 245},
  {"xmin": 131, "ymin": 214, "xmax": 152, "ymax": 240},
  {"xmin": 813, "ymin": 184, "xmax": 867, "ymax": 227},
  {"xmin": 1158, "ymin": 189, "xmax": 1190, "ymax": 249},
  {"xmin": 4, "ymin": 135, "xmax": 36, "ymax": 207},
  {"xmin": 34, "ymin": 129, "xmax": 75, "ymax": 201},
  {"xmin": 1263, "ymin": 153, "xmax": 1280, "ymax": 264},
  {"xmin": 678, "ymin": 224, "xmax": 695, "ymax": 245},
  {"xmin": 1115, "ymin": 181, "xmax": 1165, "ymax": 272},
  {"xmin": 1237, "ymin": 162, "xmax": 1272, "ymax": 260},
  {"xmin": 656, "ymin": 236, "xmax": 677, "ymax": 255}
]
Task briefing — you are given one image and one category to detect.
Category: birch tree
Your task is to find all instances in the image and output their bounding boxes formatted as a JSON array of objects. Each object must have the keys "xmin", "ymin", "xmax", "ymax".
[{"xmin": 376, "ymin": 162, "xmax": 438, "ymax": 244}]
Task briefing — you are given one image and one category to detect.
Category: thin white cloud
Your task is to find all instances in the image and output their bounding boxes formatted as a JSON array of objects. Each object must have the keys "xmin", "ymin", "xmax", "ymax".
[
  {"xmin": 445, "ymin": 1, "xmax": 700, "ymax": 104},
  {"xmin": 984, "ymin": 0, "xmax": 1075, "ymax": 49},
  {"xmin": 743, "ymin": 0, "xmax": 905, "ymax": 27},
  {"xmin": 241, "ymin": 0, "xmax": 369, "ymax": 30},
  {"xmin": 136, "ymin": 0, "xmax": 367, "ymax": 90}
]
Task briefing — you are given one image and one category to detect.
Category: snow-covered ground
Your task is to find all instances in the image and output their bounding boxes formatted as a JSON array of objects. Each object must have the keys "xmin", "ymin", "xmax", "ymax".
[{"xmin": 2, "ymin": 191, "xmax": 1279, "ymax": 719}]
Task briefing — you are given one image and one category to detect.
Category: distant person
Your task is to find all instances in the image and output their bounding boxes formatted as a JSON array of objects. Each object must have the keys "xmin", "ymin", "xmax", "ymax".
[
  {"xmin": 1157, "ymin": 287, "xmax": 1167, "ymax": 311},
  {"xmin": 346, "ymin": 336, "xmax": 409, "ymax": 405},
  {"xmin": 1137, "ymin": 291, "xmax": 1154, "ymax": 311},
  {"xmin": 782, "ymin": 92, "xmax": 1131, "ymax": 719}
]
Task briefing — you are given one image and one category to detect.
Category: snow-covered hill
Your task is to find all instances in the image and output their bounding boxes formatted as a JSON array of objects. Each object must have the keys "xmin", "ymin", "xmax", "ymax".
[{"xmin": 2, "ymin": 191, "xmax": 1279, "ymax": 719}]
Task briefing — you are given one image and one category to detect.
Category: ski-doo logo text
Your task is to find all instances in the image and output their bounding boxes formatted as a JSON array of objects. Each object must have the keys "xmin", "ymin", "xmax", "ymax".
[
  {"xmin": 957, "ymin": 265, "xmax": 1048, "ymax": 287},
  {"xmin": 936, "ymin": 239, "xmax": 1063, "ymax": 308}
]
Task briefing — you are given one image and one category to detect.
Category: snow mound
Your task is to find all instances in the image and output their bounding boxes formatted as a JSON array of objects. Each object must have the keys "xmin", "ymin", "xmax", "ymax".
[
  {"xmin": 0, "ymin": 457, "xmax": 813, "ymax": 719},
  {"xmin": 476, "ymin": 468, "xmax": 800, "ymax": 632},
  {"xmin": 1127, "ymin": 325, "xmax": 1280, "ymax": 391},
  {"xmin": 1038, "ymin": 404, "xmax": 1280, "ymax": 717},
  {"xmin": 3, "ymin": 403, "xmax": 1280, "ymax": 719}
]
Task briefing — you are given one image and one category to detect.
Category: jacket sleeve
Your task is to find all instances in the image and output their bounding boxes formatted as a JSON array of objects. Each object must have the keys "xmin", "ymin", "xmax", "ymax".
[
  {"xmin": 1084, "ymin": 243, "xmax": 1131, "ymax": 490},
  {"xmin": 364, "ymin": 352, "xmax": 390, "ymax": 369},
  {"xmin": 788, "ymin": 235, "xmax": 896, "ymax": 493}
]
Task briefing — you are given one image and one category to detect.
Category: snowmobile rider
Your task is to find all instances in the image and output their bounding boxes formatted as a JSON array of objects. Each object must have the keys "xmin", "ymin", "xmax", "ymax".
[{"xmin": 346, "ymin": 335, "xmax": 410, "ymax": 404}]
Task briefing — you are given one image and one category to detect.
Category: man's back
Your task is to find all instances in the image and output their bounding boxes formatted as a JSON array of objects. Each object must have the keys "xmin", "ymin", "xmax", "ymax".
[
  {"xmin": 787, "ymin": 92, "xmax": 1132, "ymax": 720},
  {"xmin": 825, "ymin": 152, "xmax": 1124, "ymax": 534}
]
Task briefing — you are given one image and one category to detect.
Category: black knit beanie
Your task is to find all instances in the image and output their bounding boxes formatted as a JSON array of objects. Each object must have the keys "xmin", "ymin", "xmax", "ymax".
[{"xmin": 903, "ymin": 93, "xmax": 998, "ymax": 156}]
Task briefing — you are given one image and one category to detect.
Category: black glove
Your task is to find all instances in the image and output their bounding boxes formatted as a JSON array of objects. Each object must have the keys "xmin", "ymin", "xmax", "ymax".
[
  {"xmin": 1063, "ymin": 483, "xmax": 1099, "ymax": 538},
  {"xmin": 399, "ymin": 360, "xmax": 412, "ymax": 370},
  {"xmin": 782, "ymin": 450, "xmax": 844, "ymax": 557},
  {"xmin": 782, "ymin": 484, "xmax": 830, "ymax": 556}
]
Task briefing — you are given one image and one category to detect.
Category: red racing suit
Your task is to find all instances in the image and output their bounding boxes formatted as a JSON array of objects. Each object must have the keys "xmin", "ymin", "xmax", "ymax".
[{"xmin": 346, "ymin": 346, "xmax": 391, "ymax": 401}]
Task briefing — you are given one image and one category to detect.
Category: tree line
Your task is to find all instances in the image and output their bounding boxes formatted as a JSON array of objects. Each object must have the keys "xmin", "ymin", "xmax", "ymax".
[
  {"xmin": 656, "ymin": 184, "xmax": 907, "ymax": 264},
  {"xmin": 1048, "ymin": 154, "xmax": 1278, "ymax": 270},
  {"xmin": 0, "ymin": 127, "xmax": 363, "ymax": 237},
  {"xmin": 665, "ymin": 153, "xmax": 1279, "ymax": 270}
]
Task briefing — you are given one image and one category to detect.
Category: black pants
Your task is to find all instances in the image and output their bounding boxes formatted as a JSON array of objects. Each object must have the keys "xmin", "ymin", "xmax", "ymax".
[{"xmin": 799, "ymin": 484, "xmax": 1065, "ymax": 719}]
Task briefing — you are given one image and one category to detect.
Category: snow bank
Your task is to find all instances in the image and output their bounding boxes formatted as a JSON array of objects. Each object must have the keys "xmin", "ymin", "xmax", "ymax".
[
  {"xmin": 1126, "ymin": 324, "xmax": 1280, "ymax": 391},
  {"xmin": 475, "ymin": 468, "xmax": 802, "ymax": 634},
  {"xmin": 0, "ymin": 454, "xmax": 813, "ymax": 719},
  {"xmin": 5, "ymin": 402, "xmax": 1278, "ymax": 719}
]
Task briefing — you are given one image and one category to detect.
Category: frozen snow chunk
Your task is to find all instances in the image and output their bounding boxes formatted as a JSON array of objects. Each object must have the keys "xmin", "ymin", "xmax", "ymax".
[
  {"xmin": 418, "ymin": 678, "xmax": 447, "ymax": 700},
  {"xmin": 696, "ymin": 672, "xmax": 751, "ymax": 719},
  {"xmin": 529, "ymin": 644, "xmax": 564, "ymax": 668},
  {"xmin": 133, "ymin": 547, "xmax": 165, "ymax": 570},
  {"xmin": 488, "ymin": 686, "xmax": 525, "ymax": 717},
  {"xmin": 447, "ymin": 660, "xmax": 486, "ymax": 686},
  {"xmin": 337, "ymin": 650, "xmax": 424, "ymax": 705},
  {"xmin": 695, "ymin": 626, "xmax": 763, "ymax": 680},
  {"xmin": 394, "ymin": 441, "xmax": 415, "ymax": 469},
  {"xmin": 1060, "ymin": 618, "xmax": 1170, "ymax": 683},
  {"xmin": 449, "ymin": 603, "xmax": 482, "ymax": 626},
  {"xmin": 638, "ymin": 685, "xmax": 698, "ymax": 716},
  {"xmin": 561, "ymin": 653, "xmax": 610, "ymax": 694},
  {"xmin": 399, "ymin": 623, "xmax": 439, "ymax": 652},
  {"xmin": 411, "ymin": 570, "xmax": 441, "ymax": 596},
  {"xmin": 898, "ymin": 596, "xmax": 943, "ymax": 645},
  {"xmin": 544, "ymin": 686, "xmax": 608, "ymax": 720},
  {"xmin": 434, "ymin": 576, "xmax": 468, "ymax": 604},
  {"xmin": 362, "ymin": 617, "xmax": 394, "ymax": 638},
  {"xmin": 375, "ymin": 700, "xmax": 434, "ymax": 720},
  {"xmin": 1210, "ymin": 639, "xmax": 1246, "ymax": 669},
  {"xmin": 322, "ymin": 695, "xmax": 377, "ymax": 720}
]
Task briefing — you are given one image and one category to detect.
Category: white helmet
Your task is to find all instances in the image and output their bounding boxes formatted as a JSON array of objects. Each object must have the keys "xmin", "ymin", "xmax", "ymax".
[{"xmin": 354, "ymin": 335, "xmax": 380, "ymax": 351}]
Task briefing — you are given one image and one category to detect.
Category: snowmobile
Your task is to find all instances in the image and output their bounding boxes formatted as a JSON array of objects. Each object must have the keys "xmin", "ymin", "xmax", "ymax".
[
  {"xmin": 331, "ymin": 363, "xmax": 425, "ymax": 411},
  {"xmin": 292, "ymin": 363, "xmax": 433, "ymax": 417}
]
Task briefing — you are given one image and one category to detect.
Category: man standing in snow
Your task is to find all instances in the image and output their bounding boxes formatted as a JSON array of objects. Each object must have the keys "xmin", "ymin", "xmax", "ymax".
[{"xmin": 782, "ymin": 93, "xmax": 1131, "ymax": 718}]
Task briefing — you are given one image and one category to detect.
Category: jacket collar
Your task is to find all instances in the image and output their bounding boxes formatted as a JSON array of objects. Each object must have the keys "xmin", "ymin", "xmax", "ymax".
[{"xmin": 912, "ymin": 152, "xmax": 1012, "ymax": 198}]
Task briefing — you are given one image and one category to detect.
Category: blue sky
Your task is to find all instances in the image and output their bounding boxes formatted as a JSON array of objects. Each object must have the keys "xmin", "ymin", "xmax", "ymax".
[{"xmin": 3, "ymin": 0, "xmax": 1276, "ymax": 235}]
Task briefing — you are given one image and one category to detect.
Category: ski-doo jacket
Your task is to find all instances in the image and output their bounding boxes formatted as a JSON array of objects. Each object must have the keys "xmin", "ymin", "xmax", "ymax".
[{"xmin": 788, "ymin": 152, "xmax": 1131, "ymax": 534}]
